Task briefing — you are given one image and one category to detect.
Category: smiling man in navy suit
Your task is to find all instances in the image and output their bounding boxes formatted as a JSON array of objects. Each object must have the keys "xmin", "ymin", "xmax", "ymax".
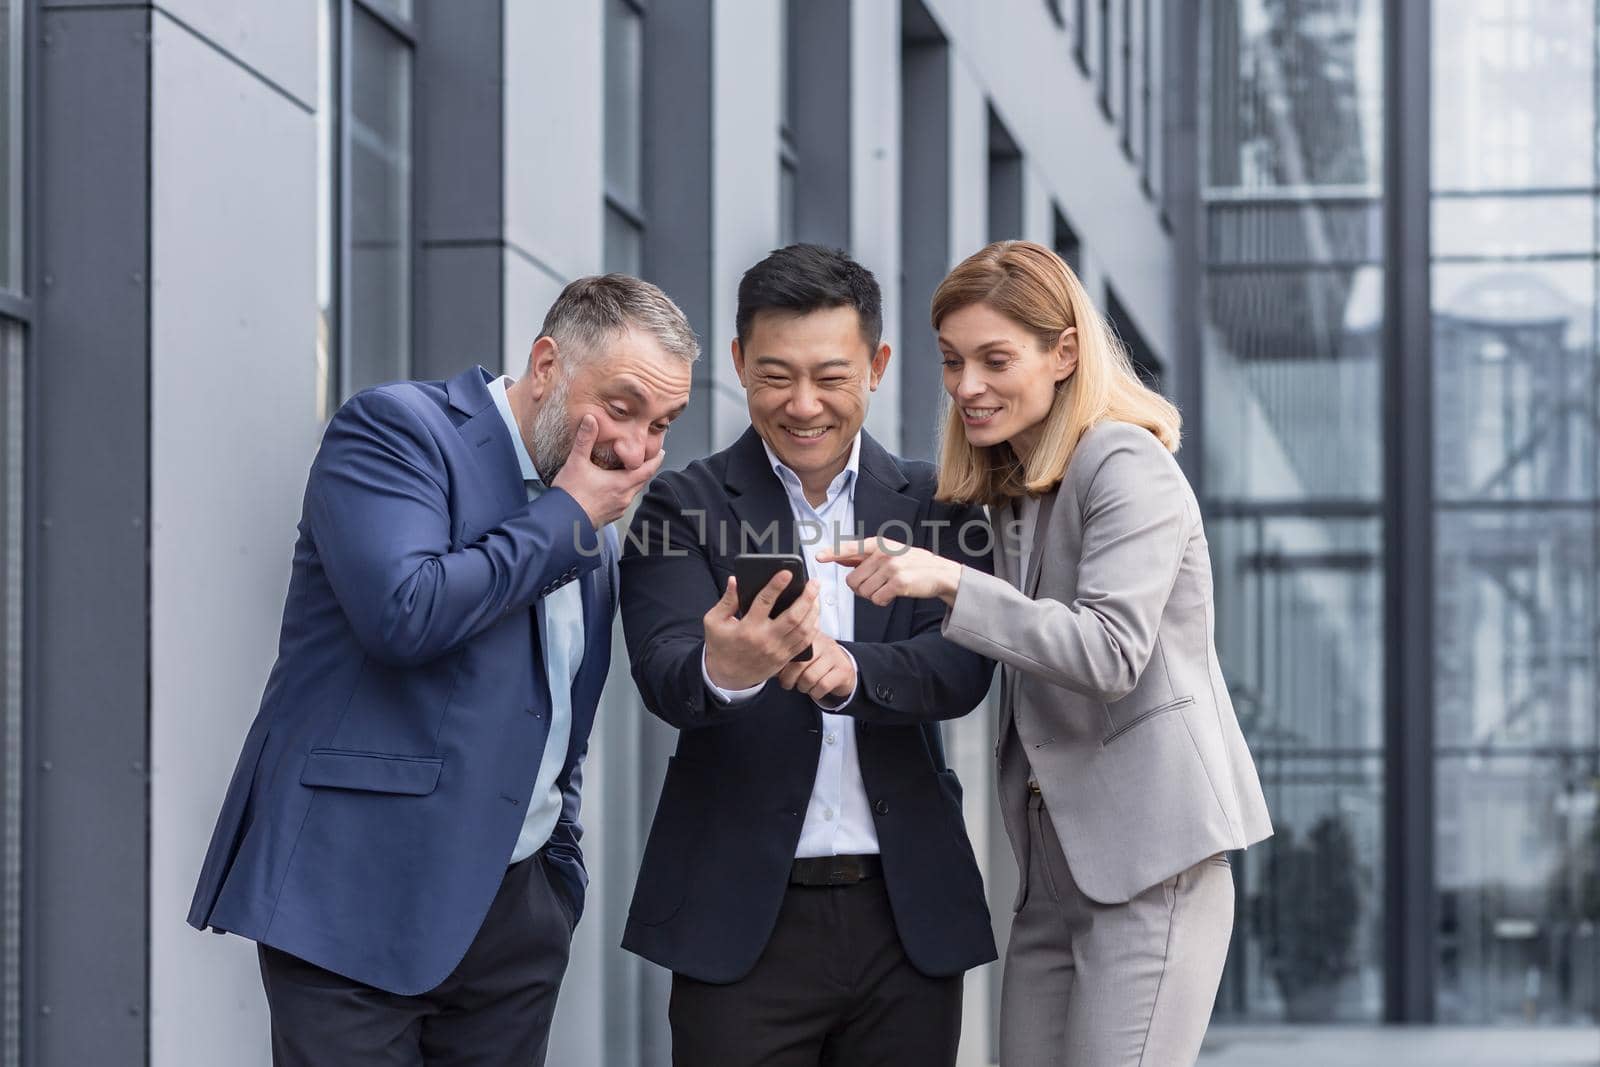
[
  {"xmin": 621, "ymin": 246, "xmax": 997, "ymax": 1066},
  {"xmin": 188, "ymin": 275, "xmax": 696, "ymax": 1067}
]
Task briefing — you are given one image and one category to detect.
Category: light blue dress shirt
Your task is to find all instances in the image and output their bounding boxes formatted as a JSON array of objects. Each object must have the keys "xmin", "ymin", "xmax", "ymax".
[
  {"xmin": 702, "ymin": 435, "xmax": 877, "ymax": 859},
  {"xmin": 488, "ymin": 376, "xmax": 585, "ymax": 865}
]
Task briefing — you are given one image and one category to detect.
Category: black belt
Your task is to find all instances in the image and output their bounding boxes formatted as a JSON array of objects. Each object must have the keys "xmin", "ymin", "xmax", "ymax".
[{"xmin": 789, "ymin": 854, "xmax": 882, "ymax": 886}]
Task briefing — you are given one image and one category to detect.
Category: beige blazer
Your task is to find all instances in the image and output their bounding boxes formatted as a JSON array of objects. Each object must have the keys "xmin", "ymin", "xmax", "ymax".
[{"xmin": 943, "ymin": 420, "xmax": 1271, "ymax": 904}]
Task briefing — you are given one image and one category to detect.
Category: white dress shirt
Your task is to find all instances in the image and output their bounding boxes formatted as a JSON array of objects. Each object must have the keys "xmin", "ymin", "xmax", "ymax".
[
  {"xmin": 701, "ymin": 434, "xmax": 878, "ymax": 858},
  {"xmin": 488, "ymin": 376, "xmax": 584, "ymax": 865}
]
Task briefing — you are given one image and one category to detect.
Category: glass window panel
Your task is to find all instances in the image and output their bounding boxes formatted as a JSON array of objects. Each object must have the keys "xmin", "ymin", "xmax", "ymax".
[
  {"xmin": 779, "ymin": 159, "xmax": 797, "ymax": 247},
  {"xmin": 604, "ymin": 0, "xmax": 643, "ymax": 211},
  {"xmin": 1435, "ymin": 510, "xmax": 1599, "ymax": 751},
  {"xmin": 0, "ymin": 326, "xmax": 20, "ymax": 1065},
  {"xmin": 1098, "ymin": 0, "xmax": 1112, "ymax": 113},
  {"xmin": 781, "ymin": 0, "xmax": 797, "ymax": 137},
  {"xmin": 1202, "ymin": 267, "xmax": 1385, "ymax": 501},
  {"xmin": 1075, "ymin": 0, "xmax": 1088, "ymax": 70},
  {"xmin": 1431, "ymin": 0, "xmax": 1600, "ymax": 1028},
  {"xmin": 1434, "ymin": 194, "xmax": 1596, "ymax": 261},
  {"xmin": 604, "ymin": 206, "xmax": 643, "ymax": 277},
  {"xmin": 1433, "ymin": 0, "xmax": 1594, "ymax": 192},
  {"xmin": 1211, "ymin": 517, "xmax": 1385, "ymax": 1021},
  {"xmin": 0, "ymin": 0, "xmax": 21, "ymax": 292},
  {"xmin": 1202, "ymin": 0, "xmax": 1385, "ymax": 193},
  {"xmin": 1436, "ymin": 754, "xmax": 1600, "ymax": 1023},
  {"xmin": 1433, "ymin": 262, "xmax": 1598, "ymax": 503},
  {"xmin": 1206, "ymin": 199, "xmax": 1384, "ymax": 268},
  {"xmin": 347, "ymin": 9, "xmax": 411, "ymax": 397}
]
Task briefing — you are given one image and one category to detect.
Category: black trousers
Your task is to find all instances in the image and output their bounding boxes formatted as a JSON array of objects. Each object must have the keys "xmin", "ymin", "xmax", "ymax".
[
  {"xmin": 668, "ymin": 876, "xmax": 964, "ymax": 1067},
  {"xmin": 257, "ymin": 852, "xmax": 575, "ymax": 1067}
]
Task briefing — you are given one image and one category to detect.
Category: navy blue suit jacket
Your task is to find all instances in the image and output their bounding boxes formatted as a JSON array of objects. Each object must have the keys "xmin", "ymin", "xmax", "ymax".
[
  {"xmin": 188, "ymin": 366, "xmax": 618, "ymax": 996},
  {"xmin": 619, "ymin": 428, "xmax": 998, "ymax": 982}
]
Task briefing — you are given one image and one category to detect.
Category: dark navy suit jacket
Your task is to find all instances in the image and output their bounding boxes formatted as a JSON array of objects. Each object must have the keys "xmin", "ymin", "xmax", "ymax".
[
  {"xmin": 619, "ymin": 428, "xmax": 998, "ymax": 983},
  {"xmin": 188, "ymin": 366, "xmax": 618, "ymax": 996}
]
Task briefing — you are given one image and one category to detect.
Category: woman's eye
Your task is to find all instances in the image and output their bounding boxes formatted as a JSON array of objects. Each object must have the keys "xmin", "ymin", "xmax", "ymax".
[{"xmin": 941, "ymin": 359, "xmax": 961, "ymax": 369}]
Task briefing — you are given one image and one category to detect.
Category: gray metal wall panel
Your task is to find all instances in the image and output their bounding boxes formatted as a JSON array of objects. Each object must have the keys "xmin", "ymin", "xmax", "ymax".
[
  {"xmin": 28, "ymin": 7, "xmax": 151, "ymax": 1065},
  {"xmin": 415, "ymin": 0, "xmax": 502, "ymax": 382},
  {"xmin": 417, "ymin": 0, "xmax": 501, "ymax": 245},
  {"xmin": 418, "ymin": 244, "xmax": 502, "ymax": 382},
  {"xmin": 897, "ymin": 24, "xmax": 949, "ymax": 462},
  {"xmin": 146, "ymin": 10, "xmax": 319, "ymax": 1062},
  {"xmin": 642, "ymin": 0, "xmax": 714, "ymax": 468},
  {"xmin": 153, "ymin": 0, "xmax": 317, "ymax": 109},
  {"xmin": 791, "ymin": 0, "xmax": 851, "ymax": 250}
]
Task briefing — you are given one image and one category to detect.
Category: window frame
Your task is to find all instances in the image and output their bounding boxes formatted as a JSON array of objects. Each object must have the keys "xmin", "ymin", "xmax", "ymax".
[{"xmin": 323, "ymin": 0, "xmax": 419, "ymax": 412}]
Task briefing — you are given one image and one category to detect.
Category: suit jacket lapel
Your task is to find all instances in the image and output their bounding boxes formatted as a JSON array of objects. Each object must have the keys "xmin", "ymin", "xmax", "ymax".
[
  {"xmin": 449, "ymin": 365, "xmax": 531, "ymax": 521},
  {"xmin": 852, "ymin": 434, "xmax": 917, "ymax": 646},
  {"xmin": 723, "ymin": 427, "xmax": 799, "ymax": 557},
  {"xmin": 1022, "ymin": 488, "xmax": 1057, "ymax": 600}
]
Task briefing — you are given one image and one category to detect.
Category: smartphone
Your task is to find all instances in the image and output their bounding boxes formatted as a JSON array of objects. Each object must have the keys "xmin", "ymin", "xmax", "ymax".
[{"xmin": 732, "ymin": 553, "xmax": 813, "ymax": 661}]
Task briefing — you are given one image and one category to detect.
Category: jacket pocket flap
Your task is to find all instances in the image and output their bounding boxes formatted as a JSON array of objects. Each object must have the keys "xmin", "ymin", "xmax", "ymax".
[{"xmin": 300, "ymin": 749, "xmax": 443, "ymax": 795}]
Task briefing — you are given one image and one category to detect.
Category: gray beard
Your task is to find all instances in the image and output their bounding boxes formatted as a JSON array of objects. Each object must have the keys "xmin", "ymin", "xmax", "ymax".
[{"xmin": 529, "ymin": 371, "xmax": 624, "ymax": 478}]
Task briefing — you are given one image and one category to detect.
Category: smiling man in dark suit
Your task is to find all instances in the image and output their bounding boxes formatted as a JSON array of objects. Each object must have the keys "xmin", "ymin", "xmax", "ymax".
[
  {"xmin": 620, "ymin": 245, "xmax": 997, "ymax": 1067},
  {"xmin": 187, "ymin": 275, "xmax": 696, "ymax": 1067}
]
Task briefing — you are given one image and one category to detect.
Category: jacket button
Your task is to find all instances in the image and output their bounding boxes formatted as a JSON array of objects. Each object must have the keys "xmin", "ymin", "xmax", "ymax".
[
  {"xmin": 874, "ymin": 799, "xmax": 889, "ymax": 815},
  {"xmin": 684, "ymin": 697, "xmax": 696, "ymax": 712}
]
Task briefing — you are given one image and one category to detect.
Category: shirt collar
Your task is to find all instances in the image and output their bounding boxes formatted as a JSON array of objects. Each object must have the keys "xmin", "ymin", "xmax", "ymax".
[
  {"xmin": 487, "ymin": 375, "xmax": 544, "ymax": 486},
  {"xmin": 761, "ymin": 432, "xmax": 862, "ymax": 507}
]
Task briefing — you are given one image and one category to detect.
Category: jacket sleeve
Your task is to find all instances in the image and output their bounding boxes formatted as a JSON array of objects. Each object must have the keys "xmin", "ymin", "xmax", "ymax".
[
  {"xmin": 836, "ymin": 497, "xmax": 997, "ymax": 724},
  {"xmin": 619, "ymin": 476, "xmax": 754, "ymax": 730},
  {"xmin": 941, "ymin": 426, "xmax": 1191, "ymax": 703},
  {"xmin": 305, "ymin": 388, "xmax": 602, "ymax": 667}
]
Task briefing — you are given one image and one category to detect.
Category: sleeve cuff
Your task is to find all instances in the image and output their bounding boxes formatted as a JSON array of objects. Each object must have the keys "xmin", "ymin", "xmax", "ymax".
[{"xmin": 701, "ymin": 647, "xmax": 766, "ymax": 704}]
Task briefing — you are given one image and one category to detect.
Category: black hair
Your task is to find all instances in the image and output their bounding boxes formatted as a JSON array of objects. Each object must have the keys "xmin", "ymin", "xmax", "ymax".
[{"xmin": 735, "ymin": 244, "xmax": 883, "ymax": 353}]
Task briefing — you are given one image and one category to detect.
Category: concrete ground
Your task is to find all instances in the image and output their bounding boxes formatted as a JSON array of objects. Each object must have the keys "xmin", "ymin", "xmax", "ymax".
[{"xmin": 1197, "ymin": 1025, "xmax": 1600, "ymax": 1066}]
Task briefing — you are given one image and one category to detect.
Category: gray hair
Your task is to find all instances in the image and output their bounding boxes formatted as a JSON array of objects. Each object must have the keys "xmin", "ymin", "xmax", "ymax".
[{"xmin": 537, "ymin": 273, "xmax": 700, "ymax": 371}]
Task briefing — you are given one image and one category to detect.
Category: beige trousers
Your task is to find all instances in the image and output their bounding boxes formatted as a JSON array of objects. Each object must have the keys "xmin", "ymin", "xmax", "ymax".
[{"xmin": 999, "ymin": 791, "xmax": 1236, "ymax": 1067}]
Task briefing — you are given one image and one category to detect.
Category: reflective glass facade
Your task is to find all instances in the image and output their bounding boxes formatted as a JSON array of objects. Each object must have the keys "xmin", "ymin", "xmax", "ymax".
[{"xmin": 1203, "ymin": 0, "xmax": 1599, "ymax": 1025}]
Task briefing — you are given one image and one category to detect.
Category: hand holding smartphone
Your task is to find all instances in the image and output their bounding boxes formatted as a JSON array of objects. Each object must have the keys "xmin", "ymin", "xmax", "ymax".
[{"xmin": 732, "ymin": 553, "xmax": 814, "ymax": 661}]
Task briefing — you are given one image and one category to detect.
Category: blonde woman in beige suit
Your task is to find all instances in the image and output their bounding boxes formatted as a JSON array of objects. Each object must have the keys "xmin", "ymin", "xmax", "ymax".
[{"xmin": 820, "ymin": 241, "xmax": 1271, "ymax": 1066}]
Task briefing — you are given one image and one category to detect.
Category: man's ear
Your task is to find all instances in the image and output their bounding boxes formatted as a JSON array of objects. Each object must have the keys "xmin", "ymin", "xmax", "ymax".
[
  {"xmin": 528, "ymin": 336, "xmax": 560, "ymax": 398},
  {"xmin": 731, "ymin": 337, "xmax": 748, "ymax": 387},
  {"xmin": 868, "ymin": 342, "xmax": 892, "ymax": 390}
]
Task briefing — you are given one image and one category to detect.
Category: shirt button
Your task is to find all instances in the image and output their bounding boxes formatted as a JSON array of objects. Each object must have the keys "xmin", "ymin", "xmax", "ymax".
[
  {"xmin": 824, "ymin": 808, "xmax": 835, "ymax": 821},
  {"xmin": 825, "ymin": 594, "xmax": 836, "ymax": 606},
  {"xmin": 825, "ymin": 733, "xmax": 836, "ymax": 745}
]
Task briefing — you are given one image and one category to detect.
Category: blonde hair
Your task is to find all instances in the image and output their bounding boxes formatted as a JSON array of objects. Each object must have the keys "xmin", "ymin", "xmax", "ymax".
[{"xmin": 931, "ymin": 240, "xmax": 1180, "ymax": 506}]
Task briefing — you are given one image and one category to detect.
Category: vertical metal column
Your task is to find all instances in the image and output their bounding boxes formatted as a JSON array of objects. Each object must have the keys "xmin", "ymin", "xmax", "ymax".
[{"xmin": 1382, "ymin": 0, "xmax": 1436, "ymax": 1024}]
